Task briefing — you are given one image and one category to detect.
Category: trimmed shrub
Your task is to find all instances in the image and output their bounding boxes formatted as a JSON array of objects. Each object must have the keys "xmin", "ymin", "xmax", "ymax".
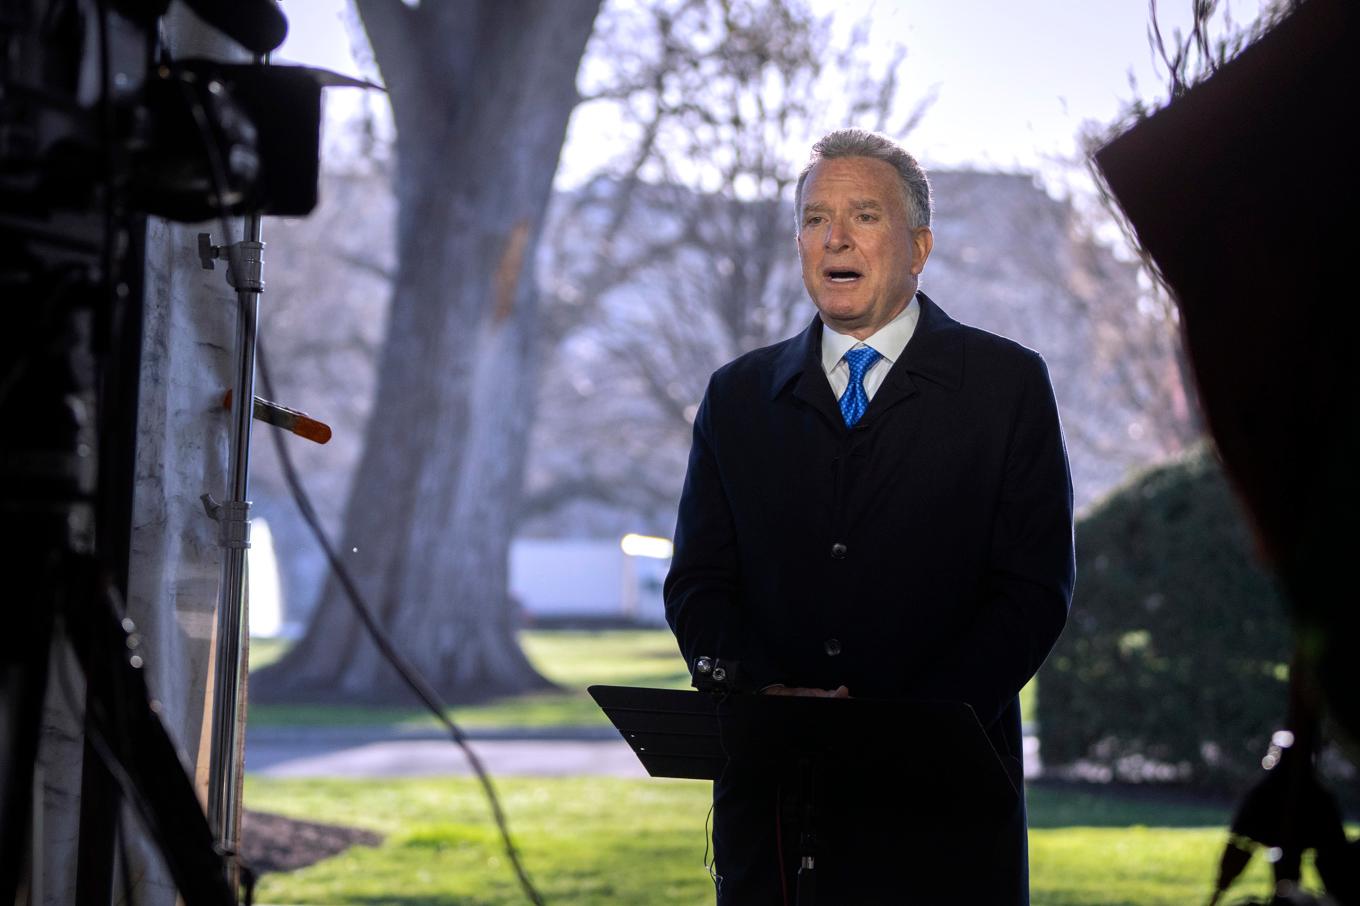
[{"xmin": 1038, "ymin": 446, "xmax": 1292, "ymax": 792}]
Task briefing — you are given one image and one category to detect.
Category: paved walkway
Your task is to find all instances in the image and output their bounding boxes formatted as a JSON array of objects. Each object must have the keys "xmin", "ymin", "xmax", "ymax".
[
  {"xmin": 247, "ymin": 729, "xmax": 649, "ymax": 778},
  {"xmin": 245, "ymin": 726, "xmax": 1040, "ymax": 779}
]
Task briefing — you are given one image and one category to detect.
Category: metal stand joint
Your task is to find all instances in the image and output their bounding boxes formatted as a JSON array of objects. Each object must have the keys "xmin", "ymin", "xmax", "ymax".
[
  {"xmin": 218, "ymin": 500, "xmax": 251, "ymax": 549},
  {"xmin": 197, "ymin": 233, "xmax": 266, "ymax": 292}
]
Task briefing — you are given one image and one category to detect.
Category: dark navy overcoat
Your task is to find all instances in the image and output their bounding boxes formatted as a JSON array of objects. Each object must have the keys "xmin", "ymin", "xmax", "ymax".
[{"xmin": 664, "ymin": 292, "xmax": 1075, "ymax": 905}]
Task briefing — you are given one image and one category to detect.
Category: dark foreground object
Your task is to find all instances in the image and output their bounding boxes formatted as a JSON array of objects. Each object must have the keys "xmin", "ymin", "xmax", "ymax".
[
  {"xmin": 591, "ymin": 685, "xmax": 1023, "ymax": 904},
  {"xmin": 1096, "ymin": 0, "xmax": 1360, "ymax": 900}
]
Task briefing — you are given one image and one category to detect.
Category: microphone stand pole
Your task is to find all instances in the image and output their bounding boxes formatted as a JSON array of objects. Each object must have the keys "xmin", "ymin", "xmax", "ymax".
[{"xmin": 200, "ymin": 195, "xmax": 264, "ymax": 896}]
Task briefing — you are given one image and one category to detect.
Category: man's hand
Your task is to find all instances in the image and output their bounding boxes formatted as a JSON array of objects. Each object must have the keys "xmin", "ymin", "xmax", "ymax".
[{"xmin": 762, "ymin": 684, "xmax": 850, "ymax": 698}]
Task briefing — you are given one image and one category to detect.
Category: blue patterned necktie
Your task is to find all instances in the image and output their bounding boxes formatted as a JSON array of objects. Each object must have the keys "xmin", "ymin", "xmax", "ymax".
[{"xmin": 838, "ymin": 346, "xmax": 881, "ymax": 427}]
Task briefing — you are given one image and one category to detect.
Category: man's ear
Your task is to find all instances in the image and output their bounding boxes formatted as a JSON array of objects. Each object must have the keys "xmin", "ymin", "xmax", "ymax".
[{"xmin": 911, "ymin": 226, "xmax": 934, "ymax": 275}]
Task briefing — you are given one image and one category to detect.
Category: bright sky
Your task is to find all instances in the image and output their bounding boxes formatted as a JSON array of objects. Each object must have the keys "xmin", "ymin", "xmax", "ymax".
[{"xmin": 276, "ymin": 0, "xmax": 1266, "ymax": 182}]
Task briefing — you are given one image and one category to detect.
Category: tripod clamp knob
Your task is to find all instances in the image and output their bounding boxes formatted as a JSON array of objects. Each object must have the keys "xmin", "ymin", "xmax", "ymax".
[{"xmin": 197, "ymin": 232, "xmax": 265, "ymax": 292}]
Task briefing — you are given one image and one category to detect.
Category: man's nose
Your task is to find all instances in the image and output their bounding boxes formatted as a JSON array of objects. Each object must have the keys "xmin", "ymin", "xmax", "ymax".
[{"xmin": 823, "ymin": 217, "xmax": 851, "ymax": 251}]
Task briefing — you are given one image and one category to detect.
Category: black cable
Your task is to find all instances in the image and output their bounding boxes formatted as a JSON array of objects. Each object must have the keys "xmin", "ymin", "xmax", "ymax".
[
  {"xmin": 707, "ymin": 799, "xmax": 718, "ymax": 886},
  {"xmin": 705, "ymin": 691, "xmax": 733, "ymax": 894},
  {"xmin": 255, "ymin": 340, "xmax": 546, "ymax": 905},
  {"xmin": 160, "ymin": 41, "xmax": 546, "ymax": 904}
]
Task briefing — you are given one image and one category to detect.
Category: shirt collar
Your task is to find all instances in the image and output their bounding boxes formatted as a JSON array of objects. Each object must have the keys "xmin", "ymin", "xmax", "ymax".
[{"xmin": 819, "ymin": 295, "xmax": 921, "ymax": 375}]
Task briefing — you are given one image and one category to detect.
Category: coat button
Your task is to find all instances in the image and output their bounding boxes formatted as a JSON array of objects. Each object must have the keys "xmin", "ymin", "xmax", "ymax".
[
  {"xmin": 830, "ymin": 542, "xmax": 847, "ymax": 559},
  {"xmin": 824, "ymin": 638, "xmax": 843, "ymax": 657}
]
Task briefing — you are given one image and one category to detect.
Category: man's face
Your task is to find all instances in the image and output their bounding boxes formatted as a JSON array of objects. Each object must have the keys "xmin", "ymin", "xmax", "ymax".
[{"xmin": 797, "ymin": 156, "xmax": 934, "ymax": 339}]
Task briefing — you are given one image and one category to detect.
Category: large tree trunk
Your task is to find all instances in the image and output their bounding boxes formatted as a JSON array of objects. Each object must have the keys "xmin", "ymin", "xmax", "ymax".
[{"xmin": 255, "ymin": 0, "xmax": 600, "ymax": 703}]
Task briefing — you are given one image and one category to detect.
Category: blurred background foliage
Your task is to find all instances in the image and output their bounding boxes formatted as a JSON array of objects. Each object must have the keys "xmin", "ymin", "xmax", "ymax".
[{"xmin": 1039, "ymin": 446, "xmax": 1295, "ymax": 792}]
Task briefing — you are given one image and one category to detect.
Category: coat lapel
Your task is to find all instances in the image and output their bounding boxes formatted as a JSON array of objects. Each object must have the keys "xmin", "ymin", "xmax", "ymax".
[
  {"xmin": 771, "ymin": 315, "xmax": 844, "ymax": 430},
  {"xmin": 771, "ymin": 293, "xmax": 965, "ymax": 430},
  {"xmin": 859, "ymin": 291, "xmax": 964, "ymax": 426}
]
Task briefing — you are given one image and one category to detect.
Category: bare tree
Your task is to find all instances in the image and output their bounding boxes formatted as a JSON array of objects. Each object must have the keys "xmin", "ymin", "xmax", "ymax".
[
  {"xmin": 1065, "ymin": 214, "xmax": 1201, "ymax": 457},
  {"xmin": 1135, "ymin": 0, "xmax": 1295, "ymax": 112},
  {"xmin": 1059, "ymin": 0, "xmax": 1301, "ymax": 465},
  {"xmin": 256, "ymin": 0, "xmax": 601, "ymax": 703},
  {"xmin": 519, "ymin": 1, "xmax": 1314, "ymax": 539},
  {"xmin": 522, "ymin": 0, "xmax": 928, "ymax": 530}
]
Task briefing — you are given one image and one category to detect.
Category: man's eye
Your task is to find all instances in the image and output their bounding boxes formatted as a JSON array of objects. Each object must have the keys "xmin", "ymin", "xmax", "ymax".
[
  {"xmin": 857, "ymin": 213, "xmax": 877, "ymax": 222},
  {"xmin": 804, "ymin": 216, "xmax": 823, "ymax": 226}
]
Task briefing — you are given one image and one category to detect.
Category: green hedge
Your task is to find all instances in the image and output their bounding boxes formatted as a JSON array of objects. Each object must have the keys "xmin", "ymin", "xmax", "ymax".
[{"xmin": 1038, "ymin": 446, "xmax": 1292, "ymax": 792}]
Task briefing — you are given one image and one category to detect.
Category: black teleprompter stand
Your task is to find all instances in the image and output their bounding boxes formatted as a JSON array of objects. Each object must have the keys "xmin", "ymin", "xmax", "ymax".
[{"xmin": 589, "ymin": 685, "xmax": 1019, "ymax": 905}]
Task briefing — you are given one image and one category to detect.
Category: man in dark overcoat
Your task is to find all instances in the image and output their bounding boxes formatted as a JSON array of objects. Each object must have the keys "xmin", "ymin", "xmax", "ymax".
[{"xmin": 664, "ymin": 129, "xmax": 1076, "ymax": 904}]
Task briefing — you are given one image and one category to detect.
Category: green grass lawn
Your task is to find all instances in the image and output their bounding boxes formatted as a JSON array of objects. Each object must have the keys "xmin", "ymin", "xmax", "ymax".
[
  {"xmin": 249, "ymin": 630, "xmax": 694, "ymax": 729},
  {"xmin": 244, "ymin": 776, "xmax": 1294, "ymax": 906},
  {"xmin": 245, "ymin": 630, "xmax": 1321, "ymax": 904},
  {"xmin": 249, "ymin": 629, "xmax": 1038, "ymax": 730}
]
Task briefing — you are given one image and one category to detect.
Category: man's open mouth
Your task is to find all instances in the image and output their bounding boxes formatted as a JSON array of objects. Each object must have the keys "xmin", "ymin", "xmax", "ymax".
[{"xmin": 825, "ymin": 269, "xmax": 862, "ymax": 283}]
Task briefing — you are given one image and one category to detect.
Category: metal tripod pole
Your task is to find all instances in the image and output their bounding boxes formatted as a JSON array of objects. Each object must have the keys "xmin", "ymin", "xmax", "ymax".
[{"xmin": 204, "ymin": 210, "xmax": 264, "ymax": 889}]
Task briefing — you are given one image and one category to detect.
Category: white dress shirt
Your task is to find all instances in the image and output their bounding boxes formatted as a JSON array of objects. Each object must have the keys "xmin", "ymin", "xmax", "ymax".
[{"xmin": 820, "ymin": 295, "xmax": 921, "ymax": 402}]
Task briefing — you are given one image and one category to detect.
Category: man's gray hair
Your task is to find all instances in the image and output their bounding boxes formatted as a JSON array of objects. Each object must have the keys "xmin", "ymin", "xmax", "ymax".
[{"xmin": 795, "ymin": 129, "xmax": 933, "ymax": 230}]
